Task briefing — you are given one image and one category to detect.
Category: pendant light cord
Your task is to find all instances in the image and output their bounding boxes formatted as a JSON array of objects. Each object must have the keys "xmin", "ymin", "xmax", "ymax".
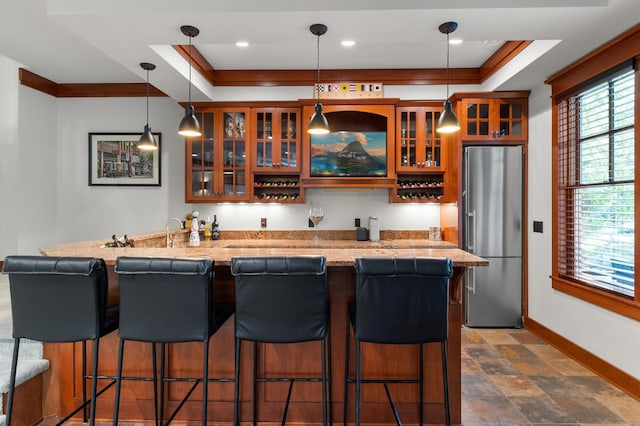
[
  {"xmin": 188, "ymin": 36, "xmax": 192, "ymax": 105},
  {"xmin": 316, "ymin": 33, "xmax": 321, "ymax": 103},
  {"xmin": 445, "ymin": 32, "xmax": 450, "ymax": 100},
  {"xmin": 145, "ymin": 68, "xmax": 150, "ymax": 126}
]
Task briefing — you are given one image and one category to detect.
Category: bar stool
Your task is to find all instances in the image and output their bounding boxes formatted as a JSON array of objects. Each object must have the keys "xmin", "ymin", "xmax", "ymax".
[
  {"xmin": 112, "ymin": 256, "xmax": 234, "ymax": 426},
  {"xmin": 344, "ymin": 257, "xmax": 452, "ymax": 426},
  {"xmin": 230, "ymin": 255, "xmax": 331, "ymax": 426},
  {"xmin": 2, "ymin": 255, "xmax": 119, "ymax": 426}
]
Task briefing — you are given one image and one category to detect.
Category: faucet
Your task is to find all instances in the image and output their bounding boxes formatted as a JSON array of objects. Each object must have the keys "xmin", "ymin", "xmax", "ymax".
[{"xmin": 165, "ymin": 217, "xmax": 184, "ymax": 248}]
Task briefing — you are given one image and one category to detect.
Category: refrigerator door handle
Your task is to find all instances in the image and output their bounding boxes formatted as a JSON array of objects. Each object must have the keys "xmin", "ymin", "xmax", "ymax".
[
  {"xmin": 466, "ymin": 210, "xmax": 476, "ymax": 252},
  {"xmin": 465, "ymin": 267, "xmax": 476, "ymax": 294}
]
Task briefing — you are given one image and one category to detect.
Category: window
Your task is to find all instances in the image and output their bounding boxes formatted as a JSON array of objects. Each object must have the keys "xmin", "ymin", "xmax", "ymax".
[
  {"xmin": 557, "ymin": 68, "xmax": 635, "ymax": 297},
  {"xmin": 547, "ymin": 26, "xmax": 639, "ymax": 319}
]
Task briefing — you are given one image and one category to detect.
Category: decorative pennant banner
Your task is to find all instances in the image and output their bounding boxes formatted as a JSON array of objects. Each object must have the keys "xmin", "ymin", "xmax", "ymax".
[{"xmin": 314, "ymin": 82, "xmax": 383, "ymax": 99}]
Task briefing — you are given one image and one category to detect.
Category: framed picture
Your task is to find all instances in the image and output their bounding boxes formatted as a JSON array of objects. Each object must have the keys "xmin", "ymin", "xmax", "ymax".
[{"xmin": 88, "ymin": 132, "xmax": 161, "ymax": 186}]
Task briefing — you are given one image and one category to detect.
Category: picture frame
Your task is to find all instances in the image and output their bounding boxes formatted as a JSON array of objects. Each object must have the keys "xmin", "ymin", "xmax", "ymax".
[{"xmin": 88, "ymin": 132, "xmax": 161, "ymax": 186}]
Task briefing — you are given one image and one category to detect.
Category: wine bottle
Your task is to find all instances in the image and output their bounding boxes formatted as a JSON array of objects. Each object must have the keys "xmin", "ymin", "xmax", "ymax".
[{"xmin": 212, "ymin": 215, "xmax": 220, "ymax": 240}]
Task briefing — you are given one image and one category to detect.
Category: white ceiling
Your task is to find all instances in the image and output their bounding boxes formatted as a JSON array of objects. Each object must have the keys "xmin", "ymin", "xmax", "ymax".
[{"xmin": 0, "ymin": 0, "xmax": 638, "ymax": 103}]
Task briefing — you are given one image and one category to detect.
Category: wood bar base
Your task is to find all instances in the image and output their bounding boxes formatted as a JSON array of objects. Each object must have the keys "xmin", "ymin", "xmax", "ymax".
[{"xmin": 42, "ymin": 264, "xmax": 466, "ymax": 425}]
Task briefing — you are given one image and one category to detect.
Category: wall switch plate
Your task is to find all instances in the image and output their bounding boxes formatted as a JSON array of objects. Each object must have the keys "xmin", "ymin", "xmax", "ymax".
[
  {"xmin": 533, "ymin": 221, "xmax": 543, "ymax": 233},
  {"xmin": 261, "ymin": 218, "xmax": 267, "ymax": 228}
]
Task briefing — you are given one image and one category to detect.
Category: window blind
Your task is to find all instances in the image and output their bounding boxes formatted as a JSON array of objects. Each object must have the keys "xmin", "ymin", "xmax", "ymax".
[{"xmin": 557, "ymin": 69, "xmax": 635, "ymax": 297}]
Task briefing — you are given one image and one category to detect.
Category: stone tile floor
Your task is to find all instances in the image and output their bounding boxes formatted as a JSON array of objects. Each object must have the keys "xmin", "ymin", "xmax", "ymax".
[{"xmin": 461, "ymin": 327, "xmax": 640, "ymax": 425}]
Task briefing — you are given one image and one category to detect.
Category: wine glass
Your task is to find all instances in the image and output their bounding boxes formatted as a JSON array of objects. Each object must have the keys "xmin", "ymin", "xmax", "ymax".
[{"xmin": 309, "ymin": 206, "xmax": 324, "ymax": 241}]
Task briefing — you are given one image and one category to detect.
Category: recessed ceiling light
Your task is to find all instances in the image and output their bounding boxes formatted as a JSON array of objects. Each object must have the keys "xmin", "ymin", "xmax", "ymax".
[
  {"xmin": 341, "ymin": 40, "xmax": 356, "ymax": 47},
  {"xmin": 449, "ymin": 38, "xmax": 463, "ymax": 45},
  {"xmin": 236, "ymin": 41, "xmax": 249, "ymax": 48}
]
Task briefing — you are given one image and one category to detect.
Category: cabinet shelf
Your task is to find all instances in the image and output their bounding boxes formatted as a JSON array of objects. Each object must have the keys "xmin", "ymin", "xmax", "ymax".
[{"xmin": 392, "ymin": 172, "xmax": 445, "ymax": 203}]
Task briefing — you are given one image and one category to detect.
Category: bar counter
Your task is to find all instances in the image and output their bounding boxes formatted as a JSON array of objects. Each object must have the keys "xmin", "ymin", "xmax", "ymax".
[{"xmin": 39, "ymin": 234, "xmax": 487, "ymax": 425}]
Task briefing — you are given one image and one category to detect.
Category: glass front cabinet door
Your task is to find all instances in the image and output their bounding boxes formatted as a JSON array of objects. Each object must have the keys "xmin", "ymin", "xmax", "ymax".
[
  {"xmin": 396, "ymin": 106, "xmax": 443, "ymax": 171},
  {"xmin": 252, "ymin": 108, "xmax": 301, "ymax": 172},
  {"xmin": 185, "ymin": 108, "xmax": 250, "ymax": 202},
  {"xmin": 459, "ymin": 97, "xmax": 528, "ymax": 141}
]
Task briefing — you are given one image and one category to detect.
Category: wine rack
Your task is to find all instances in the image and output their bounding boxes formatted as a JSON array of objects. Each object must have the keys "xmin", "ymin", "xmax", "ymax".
[
  {"xmin": 393, "ymin": 172, "xmax": 445, "ymax": 203},
  {"xmin": 253, "ymin": 174, "xmax": 304, "ymax": 203}
]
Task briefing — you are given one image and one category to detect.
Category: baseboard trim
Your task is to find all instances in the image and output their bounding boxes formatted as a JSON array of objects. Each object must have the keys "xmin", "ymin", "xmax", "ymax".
[{"xmin": 524, "ymin": 315, "xmax": 640, "ymax": 401}]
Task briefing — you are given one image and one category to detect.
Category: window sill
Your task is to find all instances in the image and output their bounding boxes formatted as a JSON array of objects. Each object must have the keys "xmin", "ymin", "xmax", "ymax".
[{"xmin": 551, "ymin": 275, "xmax": 640, "ymax": 321}]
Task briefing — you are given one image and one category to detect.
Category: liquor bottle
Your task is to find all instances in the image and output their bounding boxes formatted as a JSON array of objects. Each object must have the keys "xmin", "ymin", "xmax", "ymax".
[{"xmin": 212, "ymin": 215, "xmax": 220, "ymax": 240}]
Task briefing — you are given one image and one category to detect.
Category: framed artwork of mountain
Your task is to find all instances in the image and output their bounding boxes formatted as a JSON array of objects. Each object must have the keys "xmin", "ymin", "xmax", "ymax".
[{"xmin": 310, "ymin": 131, "xmax": 387, "ymax": 177}]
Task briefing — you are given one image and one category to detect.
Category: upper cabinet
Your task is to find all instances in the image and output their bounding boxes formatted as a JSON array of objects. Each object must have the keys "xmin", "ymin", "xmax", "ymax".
[
  {"xmin": 396, "ymin": 105, "xmax": 443, "ymax": 171},
  {"xmin": 252, "ymin": 108, "xmax": 301, "ymax": 172},
  {"xmin": 453, "ymin": 92, "xmax": 529, "ymax": 141},
  {"xmin": 185, "ymin": 108, "xmax": 251, "ymax": 203}
]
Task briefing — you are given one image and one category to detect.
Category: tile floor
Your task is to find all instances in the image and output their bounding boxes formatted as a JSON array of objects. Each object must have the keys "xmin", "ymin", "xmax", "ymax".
[
  {"xmin": 0, "ymin": 271, "xmax": 636, "ymax": 425},
  {"xmin": 461, "ymin": 327, "xmax": 640, "ymax": 425}
]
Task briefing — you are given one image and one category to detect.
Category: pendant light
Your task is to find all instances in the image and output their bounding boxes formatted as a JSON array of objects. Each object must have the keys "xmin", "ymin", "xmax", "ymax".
[
  {"xmin": 138, "ymin": 62, "xmax": 158, "ymax": 151},
  {"xmin": 307, "ymin": 23, "xmax": 330, "ymax": 135},
  {"xmin": 178, "ymin": 25, "xmax": 202, "ymax": 137},
  {"xmin": 436, "ymin": 21, "xmax": 460, "ymax": 134}
]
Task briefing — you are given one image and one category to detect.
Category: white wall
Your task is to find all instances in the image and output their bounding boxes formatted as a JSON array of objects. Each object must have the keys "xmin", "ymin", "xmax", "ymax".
[
  {"xmin": 6, "ymin": 90, "xmax": 444, "ymax": 254},
  {"xmin": 527, "ymin": 83, "xmax": 640, "ymax": 379}
]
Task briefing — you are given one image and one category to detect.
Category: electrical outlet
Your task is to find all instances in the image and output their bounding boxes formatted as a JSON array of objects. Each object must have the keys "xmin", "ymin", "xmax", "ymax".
[
  {"xmin": 308, "ymin": 218, "xmax": 314, "ymax": 228},
  {"xmin": 355, "ymin": 218, "xmax": 361, "ymax": 227},
  {"xmin": 261, "ymin": 217, "xmax": 267, "ymax": 228}
]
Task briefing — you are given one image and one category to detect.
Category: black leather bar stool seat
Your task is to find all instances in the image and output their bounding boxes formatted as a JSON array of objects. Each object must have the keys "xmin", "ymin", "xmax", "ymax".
[
  {"xmin": 2, "ymin": 255, "xmax": 119, "ymax": 426},
  {"xmin": 230, "ymin": 255, "xmax": 331, "ymax": 426},
  {"xmin": 112, "ymin": 257, "xmax": 234, "ymax": 426},
  {"xmin": 344, "ymin": 257, "xmax": 453, "ymax": 426}
]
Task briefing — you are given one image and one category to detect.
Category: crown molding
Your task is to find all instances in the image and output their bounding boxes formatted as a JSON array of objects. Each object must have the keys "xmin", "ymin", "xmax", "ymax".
[{"xmin": 19, "ymin": 40, "xmax": 531, "ymax": 97}]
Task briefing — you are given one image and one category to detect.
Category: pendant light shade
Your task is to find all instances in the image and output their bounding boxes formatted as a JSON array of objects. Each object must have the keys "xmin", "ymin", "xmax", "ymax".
[
  {"xmin": 307, "ymin": 23, "xmax": 329, "ymax": 135},
  {"xmin": 178, "ymin": 25, "xmax": 201, "ymax": 137},
  {"xmin": 436, "ymin": 21, "xmax": 460, "ymax": 134},
  {"xmin": 138, "ymin": 62, "xmax": 158, "ymax": 151}
]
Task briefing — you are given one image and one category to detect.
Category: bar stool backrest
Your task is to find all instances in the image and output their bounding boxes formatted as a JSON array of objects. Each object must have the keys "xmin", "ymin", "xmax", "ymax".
[
  {"xmin": 115, "ymin": 257, "xmax": 214, "ymax": 342},
  {"xmin": 2, "ymin": 255, "xmax": 110, "ymax": 342},
  {"xmin": 354, "ymin": 257, "xmax": 452, "ymax": 344},
  {"xmin": 231, "ymin": 256, "xmax": 328, "ymax": 343}
]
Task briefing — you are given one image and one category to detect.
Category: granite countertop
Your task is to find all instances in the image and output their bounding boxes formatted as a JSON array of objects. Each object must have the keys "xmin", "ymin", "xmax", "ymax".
[{"xmin": 40, "ymin": 236, "xmax": 487, "ymax": 268}]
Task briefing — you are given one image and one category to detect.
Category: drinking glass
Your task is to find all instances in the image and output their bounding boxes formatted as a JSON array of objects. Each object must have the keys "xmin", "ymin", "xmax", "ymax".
[{"xmin": 309, "ymin": 207, "xmax": 324, "ymax": 241}]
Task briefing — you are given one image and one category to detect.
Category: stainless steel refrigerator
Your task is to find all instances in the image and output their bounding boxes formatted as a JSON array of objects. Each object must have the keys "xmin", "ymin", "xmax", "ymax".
[{"xmin": 463, "ymin": 145, "xmax": 523, "ymax": 328}]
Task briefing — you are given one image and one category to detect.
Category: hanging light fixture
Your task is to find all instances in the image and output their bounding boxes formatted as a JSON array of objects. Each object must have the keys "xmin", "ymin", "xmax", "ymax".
[
  {"xmin": 138, "ymin": 62, "xmax": 158, "ymax": 151},
  {"xmin": 307, "ymin": 23, "xmax": 330, "ymax": 135},
  {"xmin": 436, "ymin": 21, "xmax": 460, "ymax": 134},
  {"xmin": 178, "ymin": 25, "xmax": 202, "ymax": 137}
]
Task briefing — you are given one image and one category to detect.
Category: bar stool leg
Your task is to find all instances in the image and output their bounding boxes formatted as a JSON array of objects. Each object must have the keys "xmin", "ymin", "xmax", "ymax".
[
  {"xmin": 159, "ymin": 343, "xmax": 166, "ymax": 426},
  {"xmin": 253, "ymin": 341, "xmax": 258, "ymax": 426},
  {"xmin": 355, "ymin": 339, "xmax": 361, "ymax": 426},
  {"xmin": 419, "ymin": 343, "xmax": 424, "ymax": 426},
  {"xmin": 112, "ymin": 339, "xmax": 125, "ymax": 426},
  {"xmin": 234, "ymin": 337, "xmax": 241, "ymax": 426},
  {"xmin": 151, "ymin": 343, "xmax": 159, "ymax": 426},
  {"xmin": 343, "ymin": 315, "xmax": 350, "ymax": 426},
  {"xmin": 88, "ymin": 339, "xmax": 100, "ymax": 426},
  {"xmin": 326, "ymin": 323, "xmax": 333, "ymax": 426},
  {"xmin": 202, "ymin": 340, "xmax": 210, "ymax": 426},
  {"xmin": 441, "ymin": 342, "xmax": 450, "ymax": 426},
  {"xmin": 5, "ymin": 338, "xmax": 20, "ymax": 426},
  {"xmin": 82, "ymin": 341, "xmax": 88, "ymax": 423},
  {"xmin": 321, "ymin": 338, "xmax": 327, "ymax": 426}
]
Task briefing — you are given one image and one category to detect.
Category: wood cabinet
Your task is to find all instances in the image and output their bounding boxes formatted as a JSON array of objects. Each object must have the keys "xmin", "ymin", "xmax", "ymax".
[
  {"xmin": 392, "ymin": 103, "xmax": 454, "ymax": 203},
  {"xmin": 454, "ymin": 93, "xmax": 529, "ymax": 141},
  {"xmin": 252, "ymin": 108, "xmax": 301, "ymax": 172},
  {"xmin": 185, "ymin": 108, "xmax": 250, "ymax": 203}
]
